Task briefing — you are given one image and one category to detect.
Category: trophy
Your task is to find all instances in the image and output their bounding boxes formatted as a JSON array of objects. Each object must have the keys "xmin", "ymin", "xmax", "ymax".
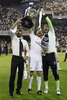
[
  {"xmin": 21, "ymin": 0, "xmax": 45, "ymax": 29},
  {"xmin": 21, "ymin": 16, "xmax": 34, "ymax": 29}
]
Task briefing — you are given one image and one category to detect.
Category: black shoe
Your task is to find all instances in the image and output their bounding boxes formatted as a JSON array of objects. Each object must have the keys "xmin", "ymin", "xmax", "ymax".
[
  {"xmin": 28, "ymin": 89, "xmax": 31, "ymax": 94},
  {"xmin": 16, "ymin": 91, "xmax": 23, "ymax": 95},
  {"xmin": 37, "ymin": 90, "xmax": 43, "ymax": 95}
]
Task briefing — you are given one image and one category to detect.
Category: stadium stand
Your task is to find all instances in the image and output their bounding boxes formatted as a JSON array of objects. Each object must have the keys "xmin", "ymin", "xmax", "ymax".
[{"xmin": 0, "ymin": 0, "xmax": 67, "ymax": 53}]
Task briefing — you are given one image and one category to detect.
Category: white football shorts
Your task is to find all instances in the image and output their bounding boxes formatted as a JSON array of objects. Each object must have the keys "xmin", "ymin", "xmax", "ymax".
[{"xmin": 29, "ymin": 57, "xmax": 42, "ymax": 71}]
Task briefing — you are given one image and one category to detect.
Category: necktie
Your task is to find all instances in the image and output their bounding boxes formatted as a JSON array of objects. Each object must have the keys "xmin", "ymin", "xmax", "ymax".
[{"xmin": 19, "ymin": 39, "xmax": 23, "ymax": 57}]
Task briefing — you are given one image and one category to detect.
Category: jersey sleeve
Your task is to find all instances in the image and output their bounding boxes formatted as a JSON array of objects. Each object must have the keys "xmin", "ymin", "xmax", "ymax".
[{"xmin": 45, "ymin": 17, "xmax": 53, "ymax": 30}]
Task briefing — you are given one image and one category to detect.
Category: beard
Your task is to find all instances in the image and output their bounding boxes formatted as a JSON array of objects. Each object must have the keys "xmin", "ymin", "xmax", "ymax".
[
  {"xmin": 16, "ymin": 33, "xmax": 22, "ymax": 37},
  {"xmin": 17, "ymin": 35, "xmax": 21, "ymax": 37}
]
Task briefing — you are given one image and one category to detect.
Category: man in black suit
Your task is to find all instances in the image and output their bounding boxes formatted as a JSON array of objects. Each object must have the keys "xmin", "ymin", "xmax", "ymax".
[{"xmin": 9, "ymin": 18, "xmax": 29, "ymax": 98}]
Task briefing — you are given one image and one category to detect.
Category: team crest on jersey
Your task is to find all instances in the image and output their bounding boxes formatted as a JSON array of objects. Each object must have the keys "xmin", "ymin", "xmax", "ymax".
[{"xmin": 41, "ymin": 33, "xmax": 49, "ymax": 49}]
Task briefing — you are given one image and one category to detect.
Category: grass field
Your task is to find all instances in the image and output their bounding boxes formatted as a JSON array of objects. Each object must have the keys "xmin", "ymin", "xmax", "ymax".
[{"xmin": 0, "ymin": 53, "xmax": 67, "ymax": 100}]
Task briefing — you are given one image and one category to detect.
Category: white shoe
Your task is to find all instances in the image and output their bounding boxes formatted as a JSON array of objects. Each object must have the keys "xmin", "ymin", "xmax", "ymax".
[
  {"xmin": 44, "ymin": 88, "xmax": 48, "ymax": 94},
  {"xmin": 56, "ymin": 90, "xmax": 61, "ymax": 95}
]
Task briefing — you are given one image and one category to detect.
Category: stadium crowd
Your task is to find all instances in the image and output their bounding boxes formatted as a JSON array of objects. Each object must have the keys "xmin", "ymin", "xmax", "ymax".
[
  {"xmin": 44, "ymin": 0, "xmax": 67, "ymax": 16},
  {"xmin": 0, "ymin": 1, "xmax": 67, "ymax": 54},
  {"xmin": 0, "ymin": 6, "xmax": 22, "ymax": 30},
  {"xmin": 0, "ymin": 39, "xmax": 12, "ymax": 55},
  {"xmin": 54, "ymin": 26, "xmax": 67, "ymax": 51}
]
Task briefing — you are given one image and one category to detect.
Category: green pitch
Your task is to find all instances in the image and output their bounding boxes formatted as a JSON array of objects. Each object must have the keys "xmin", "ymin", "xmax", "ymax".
[{"xmin": 0, "ymin": 53, "xmax": 67, "ymax": 100}]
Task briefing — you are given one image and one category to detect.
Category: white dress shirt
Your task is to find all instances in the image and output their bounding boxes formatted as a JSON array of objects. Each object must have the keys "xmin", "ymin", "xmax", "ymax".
[{"xmin": 10, "ymin": 26, "xmax": 29, "ymax": 57}]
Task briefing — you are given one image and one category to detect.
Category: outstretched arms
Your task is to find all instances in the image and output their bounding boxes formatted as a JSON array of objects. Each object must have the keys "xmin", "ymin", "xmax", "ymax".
[{"xmin": 37, "ymin": 8, "xmax": 53, "ymax": 30}]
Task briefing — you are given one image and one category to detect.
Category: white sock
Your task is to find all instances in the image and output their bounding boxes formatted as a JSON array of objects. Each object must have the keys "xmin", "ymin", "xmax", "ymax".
[
  {"xmin": 56, "ymin": 80, "xmax": 60, "ymax": 90},
  {"xmin": 17, "ymin": 67, "xmax": 18, "ymax": 72},
  {"xmin": 28, "ymin": 76, "xmax": 33, "ymax": 89},
  {"xmin": 37, "ymin": 76, "xmax": 41, "ymax": 91},
  {"xmin": 44, "ymin": 81, "xmax": 48, "ymax": 89}
]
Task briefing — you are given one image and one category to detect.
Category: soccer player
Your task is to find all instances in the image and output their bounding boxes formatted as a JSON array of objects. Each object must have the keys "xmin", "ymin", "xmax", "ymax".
[
  {"xmin": 41, "ymin": 10, "xmax": 61, "ymax": 95},
  {"xmin": 27, "ymin": 27, "xmax": 43, "ymax": 95},
  {"xmin": 63, "ymin": 42, "xmax": 67, "ymax": 62}
]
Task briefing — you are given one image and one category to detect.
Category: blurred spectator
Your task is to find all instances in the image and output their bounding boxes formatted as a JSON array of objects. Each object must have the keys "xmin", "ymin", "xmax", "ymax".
[
  {"xmin": 63, "ymin": 42, "xmax": 67, "ymax": 62},
  {"xmin": 0, "ymin": 7, "xmax": 22, "ymax": 30},
  {"xmin": 4, "ymin": 42, "xmax": 8, "ymax": 55},
  {"xmin": 0, "ymin": 39, "xmax": 12, "ymax": 54},
  {"xmin": 44, "ymin": 0, "xmax": 67, "ymax": 16},
  {"xmin": 0, "ymin": 42, "xmax": 2, "ymax": 56}
]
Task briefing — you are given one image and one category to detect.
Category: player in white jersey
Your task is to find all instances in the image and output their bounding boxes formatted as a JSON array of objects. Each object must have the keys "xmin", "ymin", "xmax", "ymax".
[
  {"xmin": 28, "ymin": 27, "xmax": 43, "ymax": 95},
  {"xmin": 41, "ymin": 9, "xmax": 61, "ymax": 95}
]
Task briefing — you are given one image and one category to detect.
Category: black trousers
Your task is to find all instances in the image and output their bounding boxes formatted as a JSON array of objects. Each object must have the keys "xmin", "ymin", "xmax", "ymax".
[
  {"xmin": 9, "ymin": 55, "xmax": 24, "ymax": 94},
  {"xmin": 0, "ymin": 48, "xmax": 1, "ymax": 56},
  {"xmin": 64, "ymin": 53, "xmax": 67, "ymax": 61},
  {"xmin": 42, "ymin": 52, "xmax": 59, "ymax": 81}
]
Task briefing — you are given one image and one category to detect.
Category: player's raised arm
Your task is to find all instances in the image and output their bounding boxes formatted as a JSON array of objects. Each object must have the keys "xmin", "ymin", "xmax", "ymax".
[
  {"xmin": 45, "ymin": 17, "xmax": 53, "ymax": 29},
  {"xmin": 37, "ymin": 8, "xmax": 43, "ymax": 29},
  {"xmin": 42, "ymin": 9, "xmax": 53, "ymax": 30}
]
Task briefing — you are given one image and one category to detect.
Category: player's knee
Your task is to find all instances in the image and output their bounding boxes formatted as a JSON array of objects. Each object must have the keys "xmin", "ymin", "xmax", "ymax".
[
  {"xmin": 42, "ymin": 72, "xmax": 48, "ymax": 80},
  {"xmin": 37, "ymin": 71, "xmax": 42, "ymax": 76},
  {"xmin": 30, "ymin": 71, "xmax": 34, "ymax": 76},
  {"xmin": 54, "ymin": 74, "xmax": 59, "ymax": 80}
]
